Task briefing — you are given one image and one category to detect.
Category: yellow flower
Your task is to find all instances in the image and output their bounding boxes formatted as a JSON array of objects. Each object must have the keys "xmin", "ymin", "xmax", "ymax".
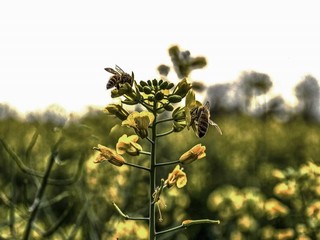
[
  {"xmin": 116, "ymin": 134, "xmax": 142, "ymax": 156},
  {"xmin": 165, "ymin": 165, "xmax": 187, "ymax": 188},
  {"xmin": 179, "ymin": 144, "xmax": 206, "ymax": 164},
  {"xmin": 274, "ymin": 228, "xmax": 294, "ymax": 240},
  {"xmin": 273, "ymin": 181, "xmax": 296, "ymax": 198},
  {"xmin": 306, "ymin": 200, "xmax": 320, "ymax": 220},
  {"xmin": 264, "ymin": 198, "xmax": 289, "ymax": 219},
  {"xmin": 122, "ymin": 111, "xmax": 154, "ymax": 138},
  {"xmin": 93, "ymin": 144, "xmax": 125, "ymax": 167}
]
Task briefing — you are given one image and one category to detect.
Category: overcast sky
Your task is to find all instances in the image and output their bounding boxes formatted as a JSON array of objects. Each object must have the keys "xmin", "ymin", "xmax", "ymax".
[{"xmin": 1, "ymin": 1, "xmax": 320, "ymax": 114}]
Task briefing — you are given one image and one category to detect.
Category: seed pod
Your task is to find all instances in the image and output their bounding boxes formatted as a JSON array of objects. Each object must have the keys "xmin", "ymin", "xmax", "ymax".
[
  {"xmin": 143, "ymin": 86, "xmax": 152, "ymax": 94},
  {"xmin": 155, "ymin": 91, "xmax": 164, "ymax": 101},
  {"xmin": 164, "ymin": 104, "xmax": 174, "ymax": 111},
  {"xmin": 168, "ymin": 95, "xmax": 182, "ymax": 103}
]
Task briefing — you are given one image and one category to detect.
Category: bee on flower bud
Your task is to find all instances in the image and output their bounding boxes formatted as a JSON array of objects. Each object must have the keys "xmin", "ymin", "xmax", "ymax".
[{"xmin": 105, "ymin": 65, "xmax": 133, "ymax": 90}]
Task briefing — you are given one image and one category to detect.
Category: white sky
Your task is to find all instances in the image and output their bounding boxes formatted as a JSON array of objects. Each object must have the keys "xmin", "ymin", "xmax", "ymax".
[{"xmin": 1, "ymin": 1, "xmax": 320, "ymax": 114}]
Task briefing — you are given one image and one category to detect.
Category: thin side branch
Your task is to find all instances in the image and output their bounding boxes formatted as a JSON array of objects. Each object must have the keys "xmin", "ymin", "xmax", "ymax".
[
  {"xmin": 155, "ymin": 160, "xmax": 180, "ymax": 167},
  {"xmin": 156, "ymin": 128, "xmax": 174, "ymax": 138},
  {"xmin": 156, "ymin": 219, "xmax": 220, "ymax": 236},
  {"xmin": 112, "ymin": 202, "xmax": 148, "ymax": 221},
  {"xmin": 123, "ymin": 162, "xmax": 150, "ymax": 172}
]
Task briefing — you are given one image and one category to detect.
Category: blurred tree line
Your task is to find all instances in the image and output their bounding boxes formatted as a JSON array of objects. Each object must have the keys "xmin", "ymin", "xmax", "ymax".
[{"xmin": 0, "ymin": 45, "xmax": 320, "ymax": 239}]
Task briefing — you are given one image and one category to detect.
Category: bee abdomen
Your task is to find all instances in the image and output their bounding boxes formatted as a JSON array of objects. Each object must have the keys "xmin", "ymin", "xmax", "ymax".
[
  {"xmin": 106, "ymin": 75, "xmax": 121, "ymax": 89},
  {"xmin": 197, "ymin": 114, "xmax": 209, "ymax": 138}
]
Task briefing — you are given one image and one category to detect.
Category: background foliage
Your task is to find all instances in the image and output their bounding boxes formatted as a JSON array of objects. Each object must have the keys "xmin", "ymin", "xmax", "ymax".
[{"xmin": 1, "ymin": 45, "xmax": 320, "ymax": 239}]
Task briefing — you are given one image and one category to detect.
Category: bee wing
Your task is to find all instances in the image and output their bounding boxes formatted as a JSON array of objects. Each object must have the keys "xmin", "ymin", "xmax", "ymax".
[
  {"xmin": 104, "ymin": 67, "xmax": 118, "ymax": 74},
  {"xmin": 115, "ymin": 65, "xmax": 125, "ymax": 74},
  {"xmin": 209, "ymin": 120, "xmax": 223, "ymax": 135}
]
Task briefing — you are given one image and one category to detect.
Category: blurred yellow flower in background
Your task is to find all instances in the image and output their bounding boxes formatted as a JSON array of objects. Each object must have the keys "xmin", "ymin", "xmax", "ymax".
[
  {"xmin": 273, "ymin": 181, "xmax": 297, "ymax": 198},
  {"xmin": 264, "ymin": 198, "xmax": 289, "ymax": 220}
]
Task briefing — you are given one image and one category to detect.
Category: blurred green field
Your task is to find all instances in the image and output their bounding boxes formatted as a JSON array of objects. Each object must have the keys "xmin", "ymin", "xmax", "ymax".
[{"xmin": 1, "ymin": 107, "xmax": 320, "ymax": 239}]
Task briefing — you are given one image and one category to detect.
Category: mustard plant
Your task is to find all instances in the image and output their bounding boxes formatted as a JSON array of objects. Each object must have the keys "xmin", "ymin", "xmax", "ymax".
[{"xmin": 93, "ymin": 65, "xmax": 221, "ymax": 239}]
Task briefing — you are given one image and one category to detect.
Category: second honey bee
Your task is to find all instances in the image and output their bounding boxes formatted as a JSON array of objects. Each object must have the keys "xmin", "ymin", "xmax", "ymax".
[
  {"xmin": 190, "ymin": 101, "xmax": 222, "ymax": 138},
  {"xmin": 105, "ymin": 65, "xmax": 133, "ymax": 90}
]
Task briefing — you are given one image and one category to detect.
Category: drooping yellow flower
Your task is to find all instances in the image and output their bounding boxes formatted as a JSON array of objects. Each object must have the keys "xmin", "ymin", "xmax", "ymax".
[
  {"xmin": 116, "ymin": 134, "xmax": 142, "ymax": 156},
  {"xmin": 93, "ymin": 144, "xmax": 125, "ymax": 167},
  {"xmin": 122, "ymin": 111, "xmax": 154, "ymax": 138},
  {"xmin": 179, "ymin": 144, "xmax": 206, "ymax": 164},
  {"xmin": 164, "ymin": 165, "xmax": 187, "ymax": 188}
]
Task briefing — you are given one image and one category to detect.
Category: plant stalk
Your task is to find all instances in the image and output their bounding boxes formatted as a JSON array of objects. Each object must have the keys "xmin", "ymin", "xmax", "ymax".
[{"xmin": 149, "ymin": 101, "xmax": 158, "ymax": 240}]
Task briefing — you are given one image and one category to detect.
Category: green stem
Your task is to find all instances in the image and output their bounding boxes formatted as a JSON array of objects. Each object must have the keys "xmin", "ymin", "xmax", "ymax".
[
  {"xmin": 140, "ymin": 150, "xmax": 151, "ymax": 156},
  {"xmin": 123, "ymin": 162, "xmax": 150, "ymax": 172},
  {"xmin": 149, "ymin": 101, "xmax": 158, "ymax": 240},
  {"xmin": 157, "ymin": 128, "xmax": 174, "ymax": 138},
  {"xmin": 156, "ymin": 219, "xmax": 220, "ymax": 236},
  {"xmin": 155, "ymin": 160, "xmax": 180, "ymax": 167},
  {"xmin": 23, "ymin": 139, "xmax": 62, "ymax": 240},
  {"xmin": 113, "ymin": 202, "xmax": 149, "ymax": 221}
]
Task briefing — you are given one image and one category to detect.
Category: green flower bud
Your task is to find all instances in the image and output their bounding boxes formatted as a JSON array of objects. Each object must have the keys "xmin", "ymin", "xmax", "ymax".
[
  {"xmin": 140, "ymin": 81, "xmax": 148, "ymax": 87},
  {"xmin": 143, "ymin": 86, "xmax": 152, "ymax": 94},
  {"xmin": 168, "ymin": 95, "xmax": 182, "ymax": 103},
  {"xmin": 173, "ymin": 121, "xmax": 186, "ymax": 132},
  {"xmin": 167, "ymin": 82, "xmax": 175, "ymax": 89},
  {"xmin": 172, "ymin": 107, "xmax": 186, "ymax": 121},
  {"xmin": 137, "ymin": 85, "xmax": 144, "ymax": 92},
  {"xmin": 148, "ymin": 95, "xmax": 154, "ymax": 101},
  {"xmin": 173, "ymin": 78, "xmax": 192, "ymax": 98},
  {"xmin": 159, "ymin": 79, "xmax": 163, "ymax": 85},
  {"xmin": 159, "ymin": 81, "xmax": 169, "ymax": 90},
  {"xmin": 164, "ymin": 104, "xmax": 174, "ymax": 111},
  {"xmin": 147, "ymin": 80, "xmax": 152, "ymax": 86},
  {"xmin": 152, "ymin": 79, "xmax": 158, "ymax": 87},
  {"xmin": 155, "ymin": 91, "xmax": 164, "ymax": 101}
]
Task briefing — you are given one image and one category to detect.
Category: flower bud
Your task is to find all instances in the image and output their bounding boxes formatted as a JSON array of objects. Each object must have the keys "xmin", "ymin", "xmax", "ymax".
[
  {"xmin": 143, "ymin": 86, "xmax": 152, "ymax": 94},
  {"xmin": 159, "ymin": 81, "xmax": 169, "ymax": 90},
  {"xmin": 152, "ymin": 79, "xmax": 158, "ymax": 87},
  {"xmin": 155, "ymin": 91, "xmax": 164, "ymax": 101},
  {"xmin": 140, "ymin": 80, "xmax": 148, "ymax": 87},
  {"xmin": 164, "ymin": 104, "xmax": 174, "ymax": 111},
  {"xmin": 168, "ymin": 95, "xmax": 182, "ymax": 103},
  {"xmin": 166, "ymin": 82, "xmax": 175, "ymax": 89},
  {"xmin": 173, "ymin": 78, "xmax": 192, "ymax": 98}
]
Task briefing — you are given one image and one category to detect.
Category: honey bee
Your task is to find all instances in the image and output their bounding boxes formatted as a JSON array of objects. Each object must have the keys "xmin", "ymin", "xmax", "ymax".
[
  {"xmin": 190, "ymin": 101, "xmax": 222, "ymax": 138},
  {"xmin": 105, "ymin": 65, "xmax": 133, "ymax": 90}
]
